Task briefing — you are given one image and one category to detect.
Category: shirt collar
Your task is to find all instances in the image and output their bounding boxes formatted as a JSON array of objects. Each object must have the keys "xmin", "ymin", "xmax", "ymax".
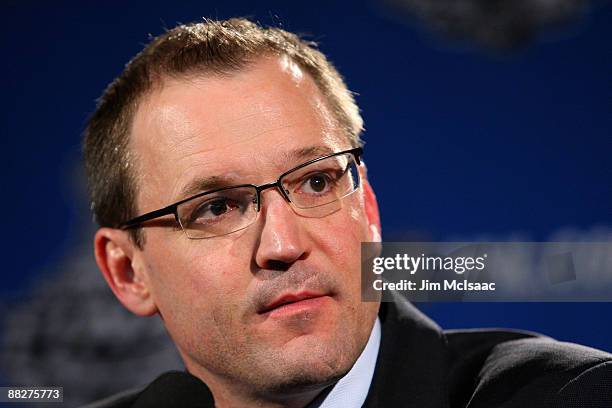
[{"xmin": 308, "ymin": 317, "xmax": 381, "ymax": 408}]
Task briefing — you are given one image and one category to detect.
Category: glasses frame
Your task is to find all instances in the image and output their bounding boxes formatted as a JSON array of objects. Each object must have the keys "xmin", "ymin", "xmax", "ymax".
[{"xmin": 118, "ymin": 147, "xmax": 363, "ymax": 236}]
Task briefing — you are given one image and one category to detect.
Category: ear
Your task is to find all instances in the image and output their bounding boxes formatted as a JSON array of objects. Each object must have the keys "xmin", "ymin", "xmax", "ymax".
[
  {"xmin": 360, "ymin": 163, "xmax": 382, "ymax": 242},
  {"xmin": 94, "ymin": 227, "xmax": 158, "ymax": 316}
]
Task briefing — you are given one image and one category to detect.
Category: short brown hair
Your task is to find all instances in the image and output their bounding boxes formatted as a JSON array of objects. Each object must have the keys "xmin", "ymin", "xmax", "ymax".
[{"xmin": 83, "ymin": 18, "xmax": 364, "ymax": 246}]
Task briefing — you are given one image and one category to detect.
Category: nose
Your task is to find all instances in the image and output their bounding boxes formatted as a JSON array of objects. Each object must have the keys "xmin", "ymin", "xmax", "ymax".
[{"xmin": 254, "ymin": 188, "xmax": 308, "ymax": 270}]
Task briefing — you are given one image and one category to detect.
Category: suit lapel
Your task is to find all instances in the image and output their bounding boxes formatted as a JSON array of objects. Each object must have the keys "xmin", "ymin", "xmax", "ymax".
[{"xmin": 363, "ymin": 292, "xmax": 450, "ymax": 408}]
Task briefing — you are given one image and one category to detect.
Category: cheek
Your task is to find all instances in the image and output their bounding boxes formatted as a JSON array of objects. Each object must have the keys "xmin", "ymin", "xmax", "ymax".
[
  {"xmin": 331, "ymin": 192, "xmax": 370, "ymax": 248},
  {"xmin": 143, "ymin": 237, "xmax": 250, "ymax": 332},
  {"xmin": 309, "ymin": 196, "xmax": 368, "ymax": 282},
  {"xmin": 349, "ymin": 187, "xmax": 370, "ymax": 235},
  {"xmin": 150, "ymin": 236, "xmax": 246, "ymax": 286}
]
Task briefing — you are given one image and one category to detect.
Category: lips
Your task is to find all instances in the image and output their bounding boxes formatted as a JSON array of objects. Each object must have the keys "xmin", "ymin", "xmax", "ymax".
[{"xmin": 258, "ymin": 291, "xmax": 328, "ymax": 315}]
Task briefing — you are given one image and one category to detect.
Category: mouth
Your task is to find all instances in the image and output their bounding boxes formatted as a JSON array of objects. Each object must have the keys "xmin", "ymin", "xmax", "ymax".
[{"xmin": 258, "ymin": 291, "xmax": 331, "ymax": 316}]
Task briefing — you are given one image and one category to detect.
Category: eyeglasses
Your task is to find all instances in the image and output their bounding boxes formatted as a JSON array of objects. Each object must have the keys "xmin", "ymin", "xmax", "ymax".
[{"xmin": 119, "ymin": 147, "xmax": 363, "ymax": 239}]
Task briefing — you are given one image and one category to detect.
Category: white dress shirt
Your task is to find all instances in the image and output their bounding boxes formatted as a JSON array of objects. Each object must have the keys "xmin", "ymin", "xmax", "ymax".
[{"xmin": 308, "ymin": 317, "xmax": 381, "ymax": 408}]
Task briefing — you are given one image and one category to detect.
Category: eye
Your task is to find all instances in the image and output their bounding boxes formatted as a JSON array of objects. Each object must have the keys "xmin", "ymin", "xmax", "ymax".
[
  {"xmin": 300, "ymin": 173, "xmax": 333, "ymax": 194},
  {"xmin": 209, "ymin": 200, "xmax": 230, "ymax": 216},
  {"xmin": 192, "ymin": 198, "xmax": 239, "ymax": 223}
]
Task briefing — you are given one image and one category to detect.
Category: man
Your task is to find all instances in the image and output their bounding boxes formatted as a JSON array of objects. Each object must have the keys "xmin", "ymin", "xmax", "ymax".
[{"xmin": 83, "ymin": 18, "xmax": 611, "ymax": 408}]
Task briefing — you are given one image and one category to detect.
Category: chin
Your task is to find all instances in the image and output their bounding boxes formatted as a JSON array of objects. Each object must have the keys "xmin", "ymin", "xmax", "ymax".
[
  {"xmin": 263, "ymin": 360, "xmax": 348, "ymax": 395},
  {"xmin": 261, "ymin": 333, "xmax": 358, "ymax": 394}
]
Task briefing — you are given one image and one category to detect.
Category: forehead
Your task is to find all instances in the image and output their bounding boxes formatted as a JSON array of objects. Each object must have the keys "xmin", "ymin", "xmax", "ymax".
[{"xmin": 130, "ymin": 55, "xmax": 349, "ymax": 210}]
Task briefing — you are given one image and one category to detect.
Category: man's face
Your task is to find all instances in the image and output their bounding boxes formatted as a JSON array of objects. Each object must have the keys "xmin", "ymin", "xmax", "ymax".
[{"xmin": 129, "ymin": 55, "xmax": 380, "ymax": 397}]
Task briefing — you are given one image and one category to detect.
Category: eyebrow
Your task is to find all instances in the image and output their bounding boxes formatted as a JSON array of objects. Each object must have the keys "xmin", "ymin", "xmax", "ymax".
[{"xmin": 177, "ymin": 145, "xmax": 337, "ymax": 200}]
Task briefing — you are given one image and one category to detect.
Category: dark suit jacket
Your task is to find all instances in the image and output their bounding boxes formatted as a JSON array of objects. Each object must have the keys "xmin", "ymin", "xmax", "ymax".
[{"xmin": 84, "ymin": 294, "xmax": 612, "ymax": 407}]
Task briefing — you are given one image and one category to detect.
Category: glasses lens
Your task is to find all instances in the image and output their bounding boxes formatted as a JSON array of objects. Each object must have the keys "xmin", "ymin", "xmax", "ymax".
[
  {"xmin": 176, "ymin": 186, "xmax": 258, "ymax": 239},
  {"xmin": 281, "ymin": 152, "xmax": 360, "ymax": 213}
]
